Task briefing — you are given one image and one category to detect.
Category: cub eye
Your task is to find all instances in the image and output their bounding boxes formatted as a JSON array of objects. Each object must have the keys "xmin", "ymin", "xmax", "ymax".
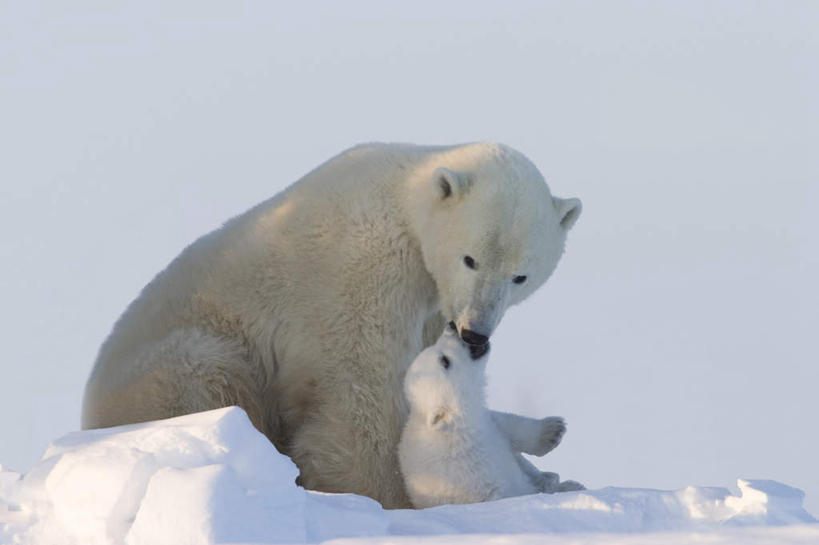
[
  {"xmin": 440, "ymin": 355, "xmax": 451, "ymax": 369},
  {"xmin": 463, "ymin": 256, "xmax": 477, "ymax": 269},
  {"xmin": 513, "ymin": 275, "xmax": 527, "ymax": 284}
]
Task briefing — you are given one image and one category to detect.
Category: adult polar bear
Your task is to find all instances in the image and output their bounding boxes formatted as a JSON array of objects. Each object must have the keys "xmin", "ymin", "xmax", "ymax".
[{"xmin": 82, "ymin": 142, "xmax": 581, "ymax": 508}]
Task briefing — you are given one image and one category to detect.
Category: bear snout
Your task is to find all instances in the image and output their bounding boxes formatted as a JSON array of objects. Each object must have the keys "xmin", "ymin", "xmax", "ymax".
[{"xmin": 460, "ymin": 329, "xmax": 489, "ymax": 347}]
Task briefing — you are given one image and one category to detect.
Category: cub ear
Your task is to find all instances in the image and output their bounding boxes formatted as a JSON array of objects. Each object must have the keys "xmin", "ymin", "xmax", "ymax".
[
  {"xmin": 554, "ymin": 197, "xmax": 582, "ymax": 231},
  {"xmin": 433, "ymin": 167, "xmax": 470, "ymax": 201},
  {"xmin": 428, "ymin": 406, "xmax": 453, "ymax": 430}
]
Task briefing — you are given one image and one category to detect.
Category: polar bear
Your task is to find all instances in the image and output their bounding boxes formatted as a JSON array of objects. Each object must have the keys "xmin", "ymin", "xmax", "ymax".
[
  {"xmin": 82, "ymin": 142, "xmax": 581, "ymax": 508},
  {"xmin": 399, "ymin": 325, "xmax": 584, "ymax": 508}
]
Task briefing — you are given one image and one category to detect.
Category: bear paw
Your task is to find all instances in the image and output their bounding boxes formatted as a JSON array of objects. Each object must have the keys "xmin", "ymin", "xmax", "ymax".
[
  {"xmin": 538, "ymin": 472, "xmax": 586, "ymax": 493},
  {"xmin": 555, "ymin": 480, "xmax": 586, "ymax": 492},
  {"xmin": 532, "ymin": 416, "xmax": 566, "ymax": 456}
]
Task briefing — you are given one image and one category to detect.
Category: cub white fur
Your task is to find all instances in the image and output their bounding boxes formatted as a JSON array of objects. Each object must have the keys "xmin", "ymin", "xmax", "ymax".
[
  {"xmin": 399, "ymin": 327, "xmax": 583, "ymax": 508},
  {"xmin": 82, "ymin": 142, "xmax": 581, "ymax": 508}
]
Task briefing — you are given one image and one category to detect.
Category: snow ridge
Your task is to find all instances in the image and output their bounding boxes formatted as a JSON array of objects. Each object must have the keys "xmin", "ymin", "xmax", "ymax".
[{"xmin": 0, "ymin": 407, "xmax": 814, "ymax": 545}]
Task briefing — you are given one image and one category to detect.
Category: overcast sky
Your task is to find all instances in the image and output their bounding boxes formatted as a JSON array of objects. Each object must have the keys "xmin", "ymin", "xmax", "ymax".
[{"xmin": 1, "ymin": 1, "xmax": 817, "ymax": 514}]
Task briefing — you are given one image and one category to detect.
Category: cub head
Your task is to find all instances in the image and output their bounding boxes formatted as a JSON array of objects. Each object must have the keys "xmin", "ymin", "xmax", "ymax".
[
  {"xmin": 407, "ymin": 143, "xmax": 581, "ymax": 347},
  {"xmin": 404, "ymin": 324, "xmax": 490, "ymax": 429}
]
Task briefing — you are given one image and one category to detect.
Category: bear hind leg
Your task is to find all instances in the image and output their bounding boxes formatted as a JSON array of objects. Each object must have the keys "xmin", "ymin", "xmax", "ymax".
[{"xmin": 83, "ymin": 328, "xmax": 266, "ymax": 433}]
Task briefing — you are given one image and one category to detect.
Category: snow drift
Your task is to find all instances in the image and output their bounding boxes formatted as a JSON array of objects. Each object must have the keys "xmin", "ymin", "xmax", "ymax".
[{"xmin": 0, "ymin": 407, "xmax": 815, "ymax": 545}]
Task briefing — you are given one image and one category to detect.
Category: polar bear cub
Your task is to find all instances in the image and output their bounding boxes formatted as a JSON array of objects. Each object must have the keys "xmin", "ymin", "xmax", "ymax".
[{"xmin": 399, "ymin": 325, "xmax": 583, "ymax": 508}]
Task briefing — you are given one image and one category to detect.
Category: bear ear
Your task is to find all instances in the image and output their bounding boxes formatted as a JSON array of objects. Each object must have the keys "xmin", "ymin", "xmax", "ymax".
[
  {"xmin": 433, "ymin": 167, "xmax": 470, "ymax": 201},
  {"xmin": 429, "ymin": 406, "xmax": 453, "ymax": 430},
  {"xmin": 554, "ymin": 197, "xmax": 582, "ymax": 231}
]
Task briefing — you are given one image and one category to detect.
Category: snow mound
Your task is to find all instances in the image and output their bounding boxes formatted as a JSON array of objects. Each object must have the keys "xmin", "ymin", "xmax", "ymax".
[{"xmin": 0, "ymin": 407, "xmax": 815, "ymax": 545}]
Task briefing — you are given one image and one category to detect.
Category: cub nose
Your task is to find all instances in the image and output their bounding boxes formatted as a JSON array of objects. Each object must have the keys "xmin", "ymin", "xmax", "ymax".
[{"xmin": 460, "ymin": 329, "xmax": 489, "ymax": 346}]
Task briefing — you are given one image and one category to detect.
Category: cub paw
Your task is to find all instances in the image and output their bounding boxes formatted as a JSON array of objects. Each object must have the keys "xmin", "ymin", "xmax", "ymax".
[
  {"xmin": 538, "ymin": 472, "xmax": 586, "ymax": 493},
  {"xmin": 555, "ymin": 480, "xmax": 586, "ymax": 492},
  {"xmin": 533, "ymin": 416, "xmax": 566, "ymax": 456}
]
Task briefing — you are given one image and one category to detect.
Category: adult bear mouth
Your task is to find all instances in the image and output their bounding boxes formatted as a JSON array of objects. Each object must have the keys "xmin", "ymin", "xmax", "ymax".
[{"xmin": 449, "ymin": 321, "xmax": 490, "ymax": 359}]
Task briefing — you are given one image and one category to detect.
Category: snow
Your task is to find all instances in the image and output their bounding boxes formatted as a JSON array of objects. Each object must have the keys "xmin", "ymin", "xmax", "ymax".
[{"xmin": 0, "ymin": 407, "xmax": 815, "ymax": 545}]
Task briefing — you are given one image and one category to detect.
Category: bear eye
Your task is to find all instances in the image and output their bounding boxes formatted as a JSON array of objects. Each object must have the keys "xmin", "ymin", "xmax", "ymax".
[
  {"xmin": 463, "ymin": 255, "xmax": 477, "ymax": 270},
  {"xmin": 513, "ymin": 275, "xmax": 527, "ymax": 284},
  {"xmin": 440, "ymin": 355, "xmax": 451, "ymax": 369}
]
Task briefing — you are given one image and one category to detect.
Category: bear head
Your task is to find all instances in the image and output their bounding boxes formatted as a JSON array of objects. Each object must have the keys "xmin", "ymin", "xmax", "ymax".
[{"xmin": 406, "ymin": 143, "xmax": 581, "ymax": 347}]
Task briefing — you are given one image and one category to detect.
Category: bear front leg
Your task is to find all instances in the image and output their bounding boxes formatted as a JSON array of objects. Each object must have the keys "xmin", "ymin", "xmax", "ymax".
[
  {"xmin": 286, "ymin": 335, "xmax": 415, "ymax": 509},
  {"xmin": 290, "ymin": 383, "xmax": 412, "ymax": 508},
  {"xmin": 491, "ymin": 411, "xmax": 566, "ymax": 456}
]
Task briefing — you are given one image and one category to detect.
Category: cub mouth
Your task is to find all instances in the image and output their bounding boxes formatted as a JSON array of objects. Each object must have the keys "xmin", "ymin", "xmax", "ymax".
[{"xmin": 468, "ymin": 341, "xmax": 490, "ymax": 360}]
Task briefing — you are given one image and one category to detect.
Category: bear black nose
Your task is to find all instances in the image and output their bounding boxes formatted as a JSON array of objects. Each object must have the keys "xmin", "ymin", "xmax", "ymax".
[{"xmin": 460, "ymin": 329, "xmax": 489, "ymax": 346}]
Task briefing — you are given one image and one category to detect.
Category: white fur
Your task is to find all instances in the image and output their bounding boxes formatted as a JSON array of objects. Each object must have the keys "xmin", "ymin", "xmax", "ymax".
[
  {"xmin": 82, "ymin": 142, "xmax": 581, "ymax": 508},
  {"xmin": 399, "ymin": 328, "xmax": 582, "ymax": 508}
]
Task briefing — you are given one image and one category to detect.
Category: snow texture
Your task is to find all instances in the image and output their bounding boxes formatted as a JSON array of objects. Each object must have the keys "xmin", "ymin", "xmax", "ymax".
[{"xmin": 0, "ymin": 407, "xmax": 815, "ymax": 545}]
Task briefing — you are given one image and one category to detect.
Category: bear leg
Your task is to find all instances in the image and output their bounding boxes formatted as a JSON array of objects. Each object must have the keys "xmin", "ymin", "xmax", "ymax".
[
  {"xmin": 288, "ymin": 381, "xmax": 412, "ymax": 509},
  {"xmin": 82, "ymin": 328, "xmax": 266, "ymax": 433}
]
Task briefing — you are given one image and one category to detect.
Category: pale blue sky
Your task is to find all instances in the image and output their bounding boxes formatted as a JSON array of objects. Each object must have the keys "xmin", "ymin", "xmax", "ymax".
[{"xmin": 1, "ymin": 1, "xmax": 817, "ymax": 514}]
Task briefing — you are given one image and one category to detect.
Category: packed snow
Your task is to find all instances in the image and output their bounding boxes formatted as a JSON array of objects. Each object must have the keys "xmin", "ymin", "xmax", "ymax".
[{"xmin": 0, "ymin": 407, "xmax": 815, "ymax": 545}]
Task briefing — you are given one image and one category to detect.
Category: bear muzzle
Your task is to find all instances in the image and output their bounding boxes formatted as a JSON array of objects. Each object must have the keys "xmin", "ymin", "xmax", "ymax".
[
  {"xmin": 445, "ymin": 322, "xmax": 489, "ymax": 359},
  {"xmin": 459, "ymin": 328, "xmax": 489, "ymax": 347}
]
